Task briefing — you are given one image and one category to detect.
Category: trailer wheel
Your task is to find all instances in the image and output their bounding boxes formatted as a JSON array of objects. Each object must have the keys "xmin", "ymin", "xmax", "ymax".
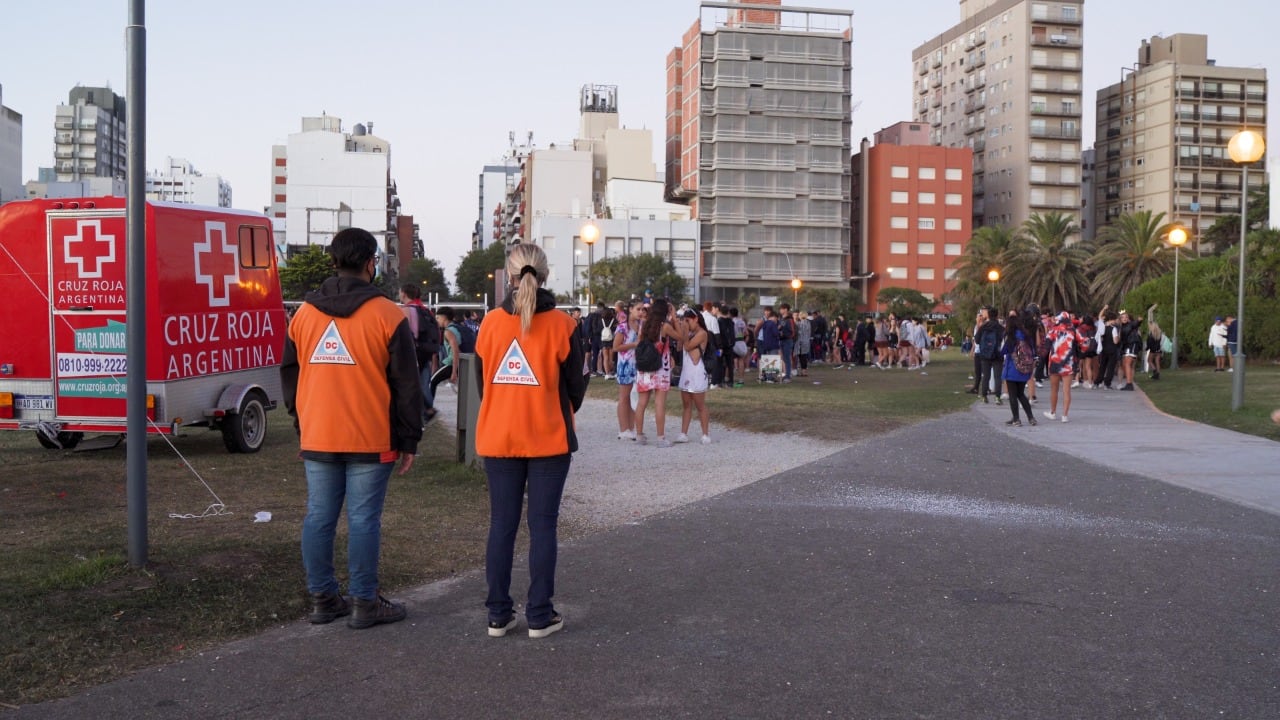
[
  {"xmin": 36, "ymin": 431, "xmax": 84, "ymax": 450},
  {"xmin": 222, "ymin": 390, "xmax": 268, "ymax": 454}
]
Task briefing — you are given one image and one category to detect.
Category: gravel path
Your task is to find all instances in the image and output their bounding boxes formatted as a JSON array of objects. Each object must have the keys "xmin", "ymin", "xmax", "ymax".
[{"xmin": 431, "ymin": 386, "xmax": 849, "ymax": 530}]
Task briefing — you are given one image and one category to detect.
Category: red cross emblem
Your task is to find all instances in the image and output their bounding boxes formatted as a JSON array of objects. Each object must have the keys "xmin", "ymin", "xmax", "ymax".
[
  {"xmin": 64, "ymin": 220, "xmax": 117, "ymax": 278},
  {"xmin": 194, "ymin": 221, "xmax": 239, "ymax": 308}
]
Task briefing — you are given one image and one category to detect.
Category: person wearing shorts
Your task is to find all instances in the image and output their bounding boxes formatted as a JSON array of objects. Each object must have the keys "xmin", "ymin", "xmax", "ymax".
[
  {"xmin": 1042, "ymin": 312, "xmax": 1085, "ymax": 423},
  {"xmin": 633, "ymin": 298, "xmax": 680, "ymax": 447},
  {"xmin": 613, "ymin": 303, "xmax": 640, "ymax": 440}
]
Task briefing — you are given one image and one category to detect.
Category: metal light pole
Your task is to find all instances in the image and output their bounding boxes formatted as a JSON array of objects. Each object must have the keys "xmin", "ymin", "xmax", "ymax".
[
  {"xmin": 791, "ymin": 277, "xmax": 802, "ymax": 308},
  {"xmin": 987, "ymin": 268, "xmax": 1000, "ymax": 308},
  {"xmin": 1168, "ymin": 226, "xmax": 1187, "ymax": 370},
  {"xmin": 581, "ymin": 220, "xmax": 599, "ymax": 306},
  {"xmin": 1227, "ymin": 130, "xmax": 1265, "ymax": 411},
  {"xmin": 126, "ymin": 0, "xmax": 148, "ymax": 568}
]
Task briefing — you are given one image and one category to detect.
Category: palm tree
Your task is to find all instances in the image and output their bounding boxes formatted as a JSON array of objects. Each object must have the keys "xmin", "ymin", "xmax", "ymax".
[
  {"xmin": 1089, "ymin": 210, "xmax": 1175, "ymax": 306},
  {"xmin": 1004, "ymin": 211, "xmax": 1092, "ymax": 313},
  {"xmin": 952, "ymin": 224, "xmax": 1016, "ymax": 313}
]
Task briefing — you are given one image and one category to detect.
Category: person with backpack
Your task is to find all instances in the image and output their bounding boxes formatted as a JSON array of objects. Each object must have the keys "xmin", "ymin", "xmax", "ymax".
[
  {"xmin": 1000, "ymin": 310, "xmax": 1038, "ymax": 426},
  {"xmin": 429, "ymin": 306, "xmax": 473, "ymax": 402},
  {"xmin": 587, "ymin": 302, "xmax": 607, "ymax": 377},
  {"xmin": 400, "ymin": 284, "xmax": 441, "ymax": 425},
  {"xmin": 975, "ymin": 306, "xmax": 1004, "ymax": 405},
  {"xmin": 633, "ymin": 298, "xmax": 681, "ymax": 447}
]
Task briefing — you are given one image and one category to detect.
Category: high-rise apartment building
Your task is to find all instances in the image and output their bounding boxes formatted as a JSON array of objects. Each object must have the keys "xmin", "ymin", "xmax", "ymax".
[
  {"xmin": 0, "ymin": 84, "xmax": 21, "ymax": 204},
  {"xmin": 53, "ymin": 86, "xmax": 126, "ymax": 182},
  {"xmin": 271, "ymin": 115, "xmax": 404, "ymax": 279},
  {"xmin": 1094, "ymin": 34, "xmax": 1267, "ymax": 246},
  {"xmin": 912, "ymin": 0, "xmax": 1084, "ymax": 232},
  {"xmin": 145, "ymin": 157, "xmax": 232, "ymax": 207},
  {"xmin": 852, "ymin": 123, "xmax": 973, "ymax": 313},
  {"xmin": 666, "ymin": 0, "xmax": 853, "ymax": 300}
]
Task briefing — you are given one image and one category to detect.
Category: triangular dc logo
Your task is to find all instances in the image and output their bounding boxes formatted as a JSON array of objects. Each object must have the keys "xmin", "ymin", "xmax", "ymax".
[
  {"xmin": 492, "ymin": 338, "xmax": 539, "ymax": 386},
  {"xmin": 309, "ymin": 320, "xmax": 356, "ymax": 365}
]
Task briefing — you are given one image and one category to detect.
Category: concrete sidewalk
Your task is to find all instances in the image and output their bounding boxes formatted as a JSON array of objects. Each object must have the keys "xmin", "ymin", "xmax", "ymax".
[
  {"xmin": 969, "ymin": 379, "xmax": 1280, "ymax": 515},
  {"xmin": 10, "ymin": 384, "xmax": 1279, "ymax": 719}
]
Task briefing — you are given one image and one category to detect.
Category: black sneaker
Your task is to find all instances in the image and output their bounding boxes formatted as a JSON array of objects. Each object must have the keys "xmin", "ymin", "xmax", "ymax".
[
  {"xmin": 347, "ymin": 593, "xmax": 406, "ymax": 629},
  {"xmin": 488, "ymin": 615, "xmax": 518, "ymax": 638},
  {"xmin": 1004, "ymin": 419, "xmax": 1021, "ymax": 426},
  {"xmin": 528, "ymin": 613, "xmax": 563, "ymax": 639},
  {"xmin": 308, "ymin": 591, "xmax": 351, "ymax": 624},
  {"xmin": 1122, "ymin": 383, "xmax": 1135, "ymax": 391}
]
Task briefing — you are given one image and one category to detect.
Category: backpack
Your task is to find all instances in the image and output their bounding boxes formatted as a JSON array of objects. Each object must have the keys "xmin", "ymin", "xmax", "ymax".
[
  {"xmin": 413, "ymin": 305, "xmax": 440, "ymax": 353},
  {"xmin": 635, "ymin": 339, "xmax": 662, "ymax": 372},
  {"xmin": 1013, "ymin": 339, "xmax": 1036, "ymax": 375},
  {"xmin": 449, "ymin": 321, "xmax": 476, "ymax": 354},
  {"xmin": 700, "ymin": 337, "xmax": 720, "ymax": 378},
  {"xmin": 601, "ymin": 319, "xmax": 615, "ymax": 343}
]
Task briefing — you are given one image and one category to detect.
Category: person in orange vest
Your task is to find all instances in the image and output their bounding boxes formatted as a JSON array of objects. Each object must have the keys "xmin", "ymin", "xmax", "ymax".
[
  {"xmin": 282, "ymin": 227, "xmax": 423, "ymax": 630},
  {"xmin": 474, "ymin": 243, "xmax": 588, "ymax": 639}
]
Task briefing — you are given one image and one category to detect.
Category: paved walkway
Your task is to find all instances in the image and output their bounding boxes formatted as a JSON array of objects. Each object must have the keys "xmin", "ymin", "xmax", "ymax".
[{"xmin": 10, "ymin": 382, "xmax": 1279, "ymax": 719}]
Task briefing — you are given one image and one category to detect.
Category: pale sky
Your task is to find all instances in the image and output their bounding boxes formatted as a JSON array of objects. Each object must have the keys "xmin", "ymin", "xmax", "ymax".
[{"xmin": 3, "ymin": 0, "xmax": 1277, "ymax": 283}]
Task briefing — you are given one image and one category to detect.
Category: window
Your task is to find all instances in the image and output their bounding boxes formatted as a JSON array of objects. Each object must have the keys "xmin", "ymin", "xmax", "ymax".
[
  {"xmin": 891, "ymin": 165, "xmax": 909, "ymax": 178},
  {"xmin": 918, "ymin": 218, "xmax": 935, "ymax": 230},
  {"xmin": 891, "ymin": 191, "xmax": 909, "ymax": 204},
  {"xmin": 918, "ymin": 192, "xmax": 936, "ymax": 204},
  {"xmin": 1030, "ymin": 166, "xmax": 1047, "ymax": 182},
  {"xmin": 890, "ymin": 242, "xmax": 909, "ymax": 255},
  {"xmin": 919, "ymin": 167, "xmax": 937, "ymax": 180},
  {"xmin": 237, "ymin": 226, "xmax": 273, "ymax": 269},
  {"xmin": 944, "ymin": 243, "xmax": 962, "ymax": 256},
  {"xmin": 273, "ymin": 194, "xmax": 286, "ymax": 202},
  {"xmin": 945, "ymin": 268, "xmax": 958, "ymax": 280},
  {"xmin": 1062, "ymin": 5, "xmax": 1078, "ymax": 21},
  {"xmin": 918, "ymin": 242, "xmax": 935, "ymax": 255},
  {"xmin": 917, "ymin": 268, "xmax": 935, "ymax": 280},
  {"xmin": 887, "ymin": 267, "xmax": 907, "ymax": 279},
  {"xmin": 944, "ymin": 218, "xmax": 963, "ymax": 231},
  {"xmin": 890, "ymin": 216, "xmax": 908, "ymax": 229},
  {"xmin": 945, "ymin": 168, "xmax": 963, "ymax": 181},
  {"xmin": 945, "ymin": 193, "xmax": 962, "ymax": 205}
]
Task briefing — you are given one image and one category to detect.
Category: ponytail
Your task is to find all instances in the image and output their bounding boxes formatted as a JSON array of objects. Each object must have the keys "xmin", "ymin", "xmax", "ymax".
[{"xmin": 505, "ymin": 243, "xmax": 549, "ymax": 334}]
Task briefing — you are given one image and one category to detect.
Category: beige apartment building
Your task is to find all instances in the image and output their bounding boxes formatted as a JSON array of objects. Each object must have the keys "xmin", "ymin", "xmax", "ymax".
[
  {"xmin": 912, "ymin": 0, "xmax": 1084, "ymax": 233},
  {"xmin": 1094, "ymin": 34, "xmax": 1268, "ymax": 247}
]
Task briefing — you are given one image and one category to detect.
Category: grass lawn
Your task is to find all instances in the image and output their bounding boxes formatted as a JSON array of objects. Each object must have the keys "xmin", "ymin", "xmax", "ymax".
[{"xmin": 1140, "ymin": 360, "xmax": 1280, "ymax": 442}]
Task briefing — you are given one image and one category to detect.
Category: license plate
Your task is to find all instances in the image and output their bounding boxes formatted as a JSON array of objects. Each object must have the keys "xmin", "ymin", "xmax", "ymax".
[{"xmin": 16, "ymin": 396, "xmax": 55, "ymax": 410}]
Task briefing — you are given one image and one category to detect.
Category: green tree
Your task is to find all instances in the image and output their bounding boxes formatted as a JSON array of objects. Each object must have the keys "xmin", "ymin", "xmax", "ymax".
[
  {"xmin": 1005, "ymin": 211, "xmax": 1093, "ymax": 313},
  {"xmin": 797, "ymin": 287, "xmax": 863, "ymax": 319},
  {"xmin": 402, "ymin": 257, "xmax": 450, "ymax": 299},
  {"xmin": 278, "ymin": 246, "xmax": 334, "ymax": 300},
  {"xmin": 952, "ymin": 224, "xmax": 1016, "ymax": 315},
  {"xmin": 1202, "ymin": 182, "xmax": 1271, "ymax": 254},
  {"xmin": 587, "ymin": 253, "xmax": 687, "ymax": 304},
  {"xmin": 1089, "ymin": 210, "xmax": 1175, "ymax": 307},
  {"xmin": 455, "ymin": 242, "xmax": 507, "ymax": 303},
  {"xmin": 876, "ymin": 286, "xmax": 935, "ymax": 318}
]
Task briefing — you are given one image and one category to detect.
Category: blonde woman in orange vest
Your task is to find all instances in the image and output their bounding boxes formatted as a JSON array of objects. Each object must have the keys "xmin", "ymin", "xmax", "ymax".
[{"xmin": 474, "ymin": 243, "xmax": 588, "ymax": 639}]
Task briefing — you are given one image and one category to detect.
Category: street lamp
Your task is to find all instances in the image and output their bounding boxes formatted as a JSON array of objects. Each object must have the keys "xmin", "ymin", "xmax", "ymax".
[
  {"xmin": 1167, "ymin": 225, "xmax": 1188, "ymax": 369},
  {"xmin": 580, "ymin": 220, "xmax": 599, "ymax": 306},
  {"xmin": 1227, "ymin": 129, "xmax": 1265, "ymax": 411},
  {"xmin": 986, "ymin": 268, "xmax": 1000, "ymax": 307},
  {"xmin": 790, "ymin": 277, "xmax": 802, "ymax": 308}
]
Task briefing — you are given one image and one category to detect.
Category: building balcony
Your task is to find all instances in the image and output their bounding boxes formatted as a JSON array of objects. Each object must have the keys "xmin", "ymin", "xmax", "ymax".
[
  {"xmin": 931, "ymin": 94, "xmax": 942, "ymax": 107},
  {"xmin": 964, "ymin": 121, "xmax": 986, "ymax": 135},
  {"xmin": 931, "ymin": 75, "xmax": 942, "ymax": 88},
  {"xmin": 1031, "ymin": 34, "xmax": 1082, "ymax": 48},
  {"xmin": 972, "ymin": 138, "xmax": 986, "ymax": 153},
  {"xmin": 1031, "ymin": 176, "xmax": 1079, "ymax": 187},
  {"xmin": 1030, "ymin": 127, "xmax": 1082, "ymax": 140},
  {"xmin": 1105, "ymin": 169, "xmax": 1120, "ymax": 179},
  {"xmin": 1029, "ymin": 84, "xmax": 1081, "ymax": 95},
  {"xmin": 1106, "ymin": 127, "xmax": 1121, "ymax": 138},
  {"xmin": 1030, "ymin": 152, "xmax": 1082, "ymax": 164},
  {"xmin": 1033, "ymin": 104, "xmax": 1082, "ymax": 118},
  {"xmin": 1030, "ymin": 60, "xmax": 1081, "ymax": 72},
  {"xmin": 918, "ymin": 62, "xmax": 929, "ymax": 76},
  {"xmin": 966, "ymin": 97, "xmax": 986, "ymax": 113},
  {"xmin": 1106, "ymin": 149, "xmax": 1121, "ymax": 159},
  {"xmin": 1049, "ymin": 12, "xmax": 1082, "ymax": 24},
  {"xmin": 918, "ymin": 83, "xmax": 929, "ymax": 96},
  {"xmin": 1031, "ymin": 199, "xmax": 1080, "ymax": 210},
  {"xmin": 932, "ymin": 56, "xmax": 942, "ymax": 68}
]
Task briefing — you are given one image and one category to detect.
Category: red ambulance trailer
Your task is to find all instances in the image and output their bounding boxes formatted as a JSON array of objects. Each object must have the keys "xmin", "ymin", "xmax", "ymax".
[{"xmin": 0, "ymin": 197, "xmax": 287, "ymax": 452}]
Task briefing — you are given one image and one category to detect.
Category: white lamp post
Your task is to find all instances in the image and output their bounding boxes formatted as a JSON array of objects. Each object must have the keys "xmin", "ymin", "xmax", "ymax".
[
  {"xmin": 986, "ymin": 268, "xmax": 1000, "ymax": 307},
  {"xmin": 580, "ymin": 220, "xmax": 599, "ymax": 306},
  {"xmin": 1227, "ymin": 129, "xmax": 1265, "ymax": 411},
  {"xmin": 790, "ymin": 277, "xmax": 802, "ymax": 308},
  {"xmin": 1167, "ymin": 226, "xmax": 1188, "ymax": 370}
]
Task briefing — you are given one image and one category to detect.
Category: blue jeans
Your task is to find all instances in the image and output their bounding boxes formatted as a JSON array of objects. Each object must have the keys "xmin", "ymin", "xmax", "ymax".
[
  {"xmin": 301, "ymin": 459, "xmax": 394, "ymax": 601},
  {"xmin": 484, "ymin": 454, "xmax": 571, "ymax": 626},
  {"xmin": 780, "ymin": 339, "xmax": 795, "ymax": 378}
]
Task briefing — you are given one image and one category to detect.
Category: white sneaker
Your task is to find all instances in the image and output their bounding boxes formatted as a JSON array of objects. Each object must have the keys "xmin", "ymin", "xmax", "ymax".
[
  {"xmin": 1070, "ymin": 380, "xmax": 1080, "ymax": 388},
  {"xmin": 1042, "ymin": 411, "xmax": 1056, "ymax": 421},
  {"xmin": 700, "ymin": 435, "xmax": 712, "ymax": 445},
  {"xmin": 674, "ymin": 433, "xmax": 690, "ymax": 444},
  {"xmin": 1228, "ymin": 368, "xmax": 1234, "ymax": 372},
  {"xmin": 617, "ymin": 429, "xmax": 635, "ymax": 441},
  {"xmin": 1035, "ymin": 381, "xmax": 1043, "ymax": 388},
  {"xmin": 1061, "ymin": 415, "xmax": 1069, "ymax": 423}
]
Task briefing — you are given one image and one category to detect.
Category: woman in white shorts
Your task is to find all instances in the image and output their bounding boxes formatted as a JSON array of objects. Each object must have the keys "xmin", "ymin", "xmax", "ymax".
[{"xmin": 675, "ymin": 308, "xmax": 712, "ymax": 444}]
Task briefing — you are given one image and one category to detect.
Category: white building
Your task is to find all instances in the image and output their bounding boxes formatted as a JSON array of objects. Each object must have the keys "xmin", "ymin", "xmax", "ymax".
[
  {"xmin": 0, "ymin": 84, "xmax": 21, "ymax": 204},
  {"xmin": 272, "ymin": 115, "xmax": 401, "ymax": 273},
  {"xmin": 25, "ymin": 176, "xmax": 126, "ymax": 199},
  {"xmin": 54, "ymin": 86, "xmax": 126, "ymax": 182},
  {"xmin": 477, "ymin": 156, "xmax": 521, "ymax": 249},
  {"xmin": 145, "ymin": 157, "xmax": 232, "ymax": 207}
]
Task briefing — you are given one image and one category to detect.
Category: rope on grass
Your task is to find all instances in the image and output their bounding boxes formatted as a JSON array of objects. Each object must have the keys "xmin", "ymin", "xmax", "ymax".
[{"xmin": 153, "ymin": 421, "xmax": 233, "ymax": 520}]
